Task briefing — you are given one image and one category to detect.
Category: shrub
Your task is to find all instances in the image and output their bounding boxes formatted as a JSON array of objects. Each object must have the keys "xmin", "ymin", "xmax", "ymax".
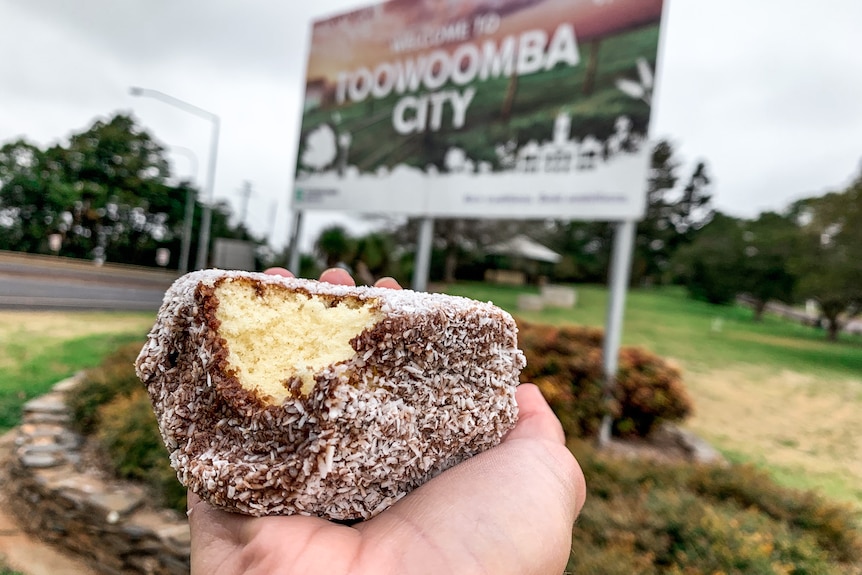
[
  {"xmin": 520, "ymin": 323, "xmax": 606, "ymax": 437},
  {"xmin": 68, "ymin": 342, "xmax": 143, "ymax": 434},
  {"xmin": 689, "ymin": 464, "xmax": 862, "ymax": 564},
  {"xmin": 615, "ymin": 347, "xmax": 692, "ymax": 437},
  {"xmin": 567, "ymin": 441, "xmax": 862, "ymax": 574},
  {"xmin": 519, "ymin": 322, "xmax": 693, "ymax": 438},
  {"xmin": 97, "ymin": 389, "xmax": 186, "ymax": 511},
  {"xmin": 68, "ymin": 340, "xmax": 186, "ymax": 512}
]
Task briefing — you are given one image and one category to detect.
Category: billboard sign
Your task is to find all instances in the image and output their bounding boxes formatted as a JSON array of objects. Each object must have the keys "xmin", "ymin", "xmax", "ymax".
[{"xmin": 294, "ymin": 0, "xmax": 665, "ymax": 220}]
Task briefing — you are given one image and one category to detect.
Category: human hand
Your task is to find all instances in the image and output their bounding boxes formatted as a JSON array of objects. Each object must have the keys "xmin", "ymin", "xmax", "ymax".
[
  {"xmin": 263, "ymin": 266, "xmax": 402, "ymax": 290},
  {"xmin": 186, "ymin": 268, "xmax": 586, "ymax": 575}
]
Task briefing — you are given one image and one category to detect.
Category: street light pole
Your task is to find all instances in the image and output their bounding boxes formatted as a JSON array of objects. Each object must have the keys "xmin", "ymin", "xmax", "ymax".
[
  {"xmin": 168, "ymin": 146, "xmax": 199, "ymax": 275},
  {"xmin": 129, "ymin": 87, "xmax": 220, "ymax": 270}
]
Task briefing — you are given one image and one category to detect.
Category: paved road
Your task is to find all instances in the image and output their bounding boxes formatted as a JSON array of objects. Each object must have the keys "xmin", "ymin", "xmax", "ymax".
[
  {"xmin": 0, "ymin": 252, "xmax": 177, "ymax": 311},
  {"xmin": 0, "ymin": 275, "xmax": 167, "ymax": 311}
]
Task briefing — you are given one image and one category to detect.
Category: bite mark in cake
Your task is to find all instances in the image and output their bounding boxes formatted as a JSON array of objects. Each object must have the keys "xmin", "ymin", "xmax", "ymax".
[{"xmin": 214, "ymin": 279, "xmax": 383, "ymax": 400}]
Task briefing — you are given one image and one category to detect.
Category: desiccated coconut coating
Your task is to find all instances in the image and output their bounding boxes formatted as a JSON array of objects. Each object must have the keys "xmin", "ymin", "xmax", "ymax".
[{"xmin": 135, "ymin": 269, "xmax": 525, "ymax": 520}]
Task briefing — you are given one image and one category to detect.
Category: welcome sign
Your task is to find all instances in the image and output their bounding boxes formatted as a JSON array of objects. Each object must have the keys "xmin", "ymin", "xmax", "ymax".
[{"xmin": 294, "ymin": 0, "xmax": 665, "ymax": 220}]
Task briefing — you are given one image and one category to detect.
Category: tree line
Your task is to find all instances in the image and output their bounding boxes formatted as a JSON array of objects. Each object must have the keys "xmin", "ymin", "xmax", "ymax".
[
  {"xmin": 0, "ymin": 113, "xmax": 258, "ymax": 268},
  {"xmin": 2, "ymin": 113, "xmax": 858, "ymax": 340},
  {"xmin": 672, "ymin": 179, "xmax": 861, "ymax": 341}
]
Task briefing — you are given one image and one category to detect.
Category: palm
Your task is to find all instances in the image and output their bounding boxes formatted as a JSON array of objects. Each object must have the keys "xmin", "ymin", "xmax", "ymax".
[{"xmin": 189, "ymin": 385, "xmax": 584, "ymax": 575}]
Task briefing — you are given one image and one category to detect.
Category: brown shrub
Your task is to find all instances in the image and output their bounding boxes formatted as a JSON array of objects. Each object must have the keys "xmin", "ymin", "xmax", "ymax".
[
  {"xmin": 519, "ymin": 322, "xmax": 693, "ymax": 439},
  {"xmin": 97, "ymin": 389, "xmax": 186, "ymax": 511},
  {"xmin": 68, "ymin": 341, "xmax": 186, "ymax": 512},
  {"xmin": 68, "ymin": 342, "xmax": 143, "ymax": 434}
]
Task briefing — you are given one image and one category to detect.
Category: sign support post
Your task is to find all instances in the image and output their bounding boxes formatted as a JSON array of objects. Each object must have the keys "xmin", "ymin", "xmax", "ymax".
[
  {"xmin": 411, "ymin": 217, "xmax": 435, "ymax": 292},
  {"xmin": 599, "ymin": 219, "xmax": 637, "ymax": 447},
  {"xmin": 287, "ymin": 210, "xmax": 304, "ymax": 274}
]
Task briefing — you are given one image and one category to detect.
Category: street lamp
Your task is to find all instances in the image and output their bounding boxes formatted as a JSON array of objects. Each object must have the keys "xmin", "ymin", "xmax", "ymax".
[
  {"xmin": 168, "ymin": 145, "xmax": 199, "ymax": 275},
  {"xmin": 129, "ymin": 86, "xmax": 220, "ymax": 270}
]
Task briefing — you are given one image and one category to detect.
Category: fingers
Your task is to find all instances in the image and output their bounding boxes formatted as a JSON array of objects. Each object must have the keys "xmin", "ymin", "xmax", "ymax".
[
  {"xmin": 321, "ymin": 268, "xmax": 403, "ymax": 289},
  {"xmin": 319, "ymin": 267, "xmax": 356, "ymax": 286},
  {"xmin": 264, "ymin": 267, "xmax": 294, "ymax": 278},
  {"xmin": 373, "ymin": 276, "xmax": 402, "ymax": 290},
  {"xmin": 265, "ymin": 266, "xmax": 402, "ymax": 290}
]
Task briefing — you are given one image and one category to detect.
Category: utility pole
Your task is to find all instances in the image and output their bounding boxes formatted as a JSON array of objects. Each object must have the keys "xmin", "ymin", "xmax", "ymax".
[
  {"xmin": 266, "ymin": 199, "xmax": 279, "ymax": 241},
  {"xmin": 238, "ymin": 181, "xmax": 253, "ymax": 228}
]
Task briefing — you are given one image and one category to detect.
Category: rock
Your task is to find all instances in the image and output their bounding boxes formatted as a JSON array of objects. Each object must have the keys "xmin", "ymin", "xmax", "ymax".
[
  {"xmin": 22, "ymin": 411, "xmax": 70, "ymax": 425},
  {"xmin": 52, "ymin": 373, "xmax": 85, "ymax": 393},
  {"xmin": 19, "ymin": 451, "xmax": 64, "ymax": 468},
  {"xmin": 89, "ymin": 488, "xmax": 146, "ymax": 518},
  {"xmin": 540, "ymin": 284, "xmax": 577, "ymax": 308},
  {"xmin": 667, "ymin": 425, "xmax": 726, "ymax": 465},
  {"xmin": 6, "ymin": 383, "xmax": 191, "ymax": 574},
  {"xmin": 517, "ymin": 293, "xmax": 545, "ymax": 311},
  {"xmin": 23, "ymin": 394, "xmax": 68, "ymax": 415}
]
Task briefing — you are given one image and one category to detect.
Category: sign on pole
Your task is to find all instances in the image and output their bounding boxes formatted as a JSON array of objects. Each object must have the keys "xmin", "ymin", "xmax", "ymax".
[
  {"xmin": 294, "ymin": 0, "xmax": 664, "ymax": 221},
  {"xmin": 293, "ymin": 0, "xmax": 668, "ymax": 445}
]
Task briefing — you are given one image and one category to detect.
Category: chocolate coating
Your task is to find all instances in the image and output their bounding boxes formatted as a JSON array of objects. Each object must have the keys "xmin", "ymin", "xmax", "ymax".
[{"xmin": 135, "ymin": 270, "xmax": 524, "ymax": 520}]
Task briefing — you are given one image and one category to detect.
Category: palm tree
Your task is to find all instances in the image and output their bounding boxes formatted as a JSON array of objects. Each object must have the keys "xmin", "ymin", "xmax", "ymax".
[{"xmin": 315, "ymin": 225, "xmax": 354, "ymax": 268}]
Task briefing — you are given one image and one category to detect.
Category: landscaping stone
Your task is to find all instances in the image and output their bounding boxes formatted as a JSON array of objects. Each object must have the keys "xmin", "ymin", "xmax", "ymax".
[
  {"xmin": 517, "ymin": 293, "xmax": 545, "ymax": 311},
  {"xmin": 5, "ymin": 375, "xmax": 191, "ymax": 575},
  {"xmin": 540, "ymin": 284, "xmax": 577, "ymax": 308},
  {"xmin": 18, "ymin": 451, "xmax": 64, "ymax": 468},
  {"xmin": 23, "ymin": 393, "xmax": 68, "ymax": 414}
]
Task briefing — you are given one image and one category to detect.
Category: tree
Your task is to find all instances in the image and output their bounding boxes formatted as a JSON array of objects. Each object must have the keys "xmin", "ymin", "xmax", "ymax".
[
  {"xmin": 0, "ymin": 140, "xmax": 75, "ymax": 253},
  {"xmin": 0, "ymin": 114, "xmax": 187, "ymax": 265},
  {"xmin": 739, "ymin": 212, "xmax": 798, "ymax": 321},
  {"xmin": 0, "ymin": 113, "xmax": 261, "ymax": 269},
  {"xmin": 634, "ymin": 141, "xmax": 713, "ymax": 286},
  {"xmin": 352, "ymin": 232, "xmax": 394, "ymax": 284},
  {"xmin": 672, "ymin": 210, "xmax": 801, "ymax": 318},
  {"xmin": 789, "ymin": 180, "xmax": 862, "ymax": 341},
  {"xmin": 56, "ymin": 114, "xmax": 181, "ymax": 264},
  {"xmin": 390, "ymin": 218, "xmax": 530, "ymax": 284},
  {"xmin": 672, "ymin": 212, "xmax": 747, "ymax": 305},
  {"xmin": 315, "ymin": 225, "xmax": 355, "ymax": 269},
  {"xmin": 544, "ymin": 220, "xmax": 613, "ymax": 283}
]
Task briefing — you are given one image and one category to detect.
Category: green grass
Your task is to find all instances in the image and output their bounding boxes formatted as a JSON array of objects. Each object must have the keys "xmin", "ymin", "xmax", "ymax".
[
  {"xmin": 445, "ymin": 282, "xmax": 862, "ymax": 509},
  {"xmin": 0, "ymin": 311, "xmax": 153, "ymax": 432},
  {"xmin": 0, "ymin": 332, "xmax": 145, "ymax": 431},
  {"xmin": 722, "ymin": 447, "xmax": 862, "ymax": 507},
  {"xmin": 447, "ymin": 282, "xmax": 862, "ymax": 380}
]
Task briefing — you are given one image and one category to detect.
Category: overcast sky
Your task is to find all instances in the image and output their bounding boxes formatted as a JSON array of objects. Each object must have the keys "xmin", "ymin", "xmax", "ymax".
[{"xmin": 2, "ymin": 0, "xmax": 861, "ymax": 252}]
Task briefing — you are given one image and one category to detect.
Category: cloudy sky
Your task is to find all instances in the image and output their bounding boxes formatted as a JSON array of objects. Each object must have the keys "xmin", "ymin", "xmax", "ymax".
[{"xmin": 2, "ymin": 0, "xmax": 861, "ymax": 251}]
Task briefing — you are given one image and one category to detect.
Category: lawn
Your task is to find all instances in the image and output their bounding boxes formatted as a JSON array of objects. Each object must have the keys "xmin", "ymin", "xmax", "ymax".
[
  {"xmin": 1, "ymin": 289, "xmax": 860, "ymax": 572},
  {"xmin": 445, "ymin": 282, "xmax": 862, "ymax": 509},
  {"xmin": 0, "ymin": 311, "xmax": 154, "ymax": 432},
  {"xmin": 1, "ymin": 284, "xmax": 860, "ymax": 512}
]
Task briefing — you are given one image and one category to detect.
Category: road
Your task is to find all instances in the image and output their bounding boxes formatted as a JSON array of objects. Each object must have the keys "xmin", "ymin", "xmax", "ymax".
[{"xmin": 0, "ymin": 251, "xmax": 178, "ymax": 311}]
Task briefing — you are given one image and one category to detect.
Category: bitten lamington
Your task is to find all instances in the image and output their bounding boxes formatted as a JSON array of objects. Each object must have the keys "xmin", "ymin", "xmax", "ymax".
[{"xmin": 135, "ymin": 269, "xmax": 525, "ymax": 520}]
